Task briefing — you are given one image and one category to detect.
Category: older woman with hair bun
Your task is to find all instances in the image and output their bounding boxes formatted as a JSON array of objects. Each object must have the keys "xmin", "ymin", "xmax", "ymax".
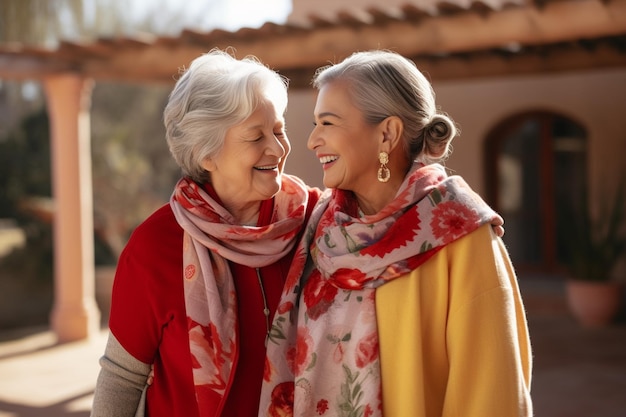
[
  {"xmin": 90, "ymin": 49, "xmax": 323, "ymax": 417},
  {"xmin": 261, "ymin": 50, "xmax": 532, "ymax": 417}
]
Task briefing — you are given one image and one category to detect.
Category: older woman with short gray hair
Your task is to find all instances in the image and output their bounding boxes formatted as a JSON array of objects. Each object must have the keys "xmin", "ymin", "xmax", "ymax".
[{"xmin": 91, "ymin": 49, "xmax": 322, "ymax": 417}]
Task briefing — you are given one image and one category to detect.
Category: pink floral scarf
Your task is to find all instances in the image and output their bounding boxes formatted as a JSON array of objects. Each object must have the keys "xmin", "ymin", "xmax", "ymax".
[
  {"xmin": 260, "ymin": 163, "xmax": 498, "ymax": 417},
  {"xmin": 169, "ymin": 174, "xmax": 310, "ymax": 416}
]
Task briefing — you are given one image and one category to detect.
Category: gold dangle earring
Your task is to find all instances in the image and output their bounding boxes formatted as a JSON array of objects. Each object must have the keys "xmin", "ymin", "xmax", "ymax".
[{"xmin": 377, "ymin": 151, "xmax": 390, "ymax": 183}]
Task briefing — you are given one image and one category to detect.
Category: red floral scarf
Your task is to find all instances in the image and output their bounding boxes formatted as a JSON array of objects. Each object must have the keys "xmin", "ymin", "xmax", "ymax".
[
  {"xmin": 259, "ymin": 163, "xmax": 498, "ymax": 417},
  {"xmin": 170, "ymin": 174, "xmax": 309, "ymax": 416}
]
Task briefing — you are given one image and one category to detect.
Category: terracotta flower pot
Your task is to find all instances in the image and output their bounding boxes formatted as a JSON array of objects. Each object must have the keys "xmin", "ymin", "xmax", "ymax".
[{"xmin": 566, "ymin": 280, "xmax": 623, "ymax": 327}]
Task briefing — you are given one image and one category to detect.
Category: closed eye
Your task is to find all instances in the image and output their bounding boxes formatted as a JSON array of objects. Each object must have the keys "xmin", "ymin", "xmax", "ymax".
[
  {"xmin": 250, "ymin": 131, "xmax": 284, "ymax": 142},
  {"xmin": 313, "ymin": 120, "xmax": 333, "ymax": 127}
]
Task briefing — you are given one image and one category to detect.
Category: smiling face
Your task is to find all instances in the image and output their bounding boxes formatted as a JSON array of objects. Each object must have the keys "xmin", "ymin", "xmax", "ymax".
[
  {"xmin": 308, "ymin": 79, "xmax": 382, "ymax": 193},
  {"xmin": 203, "ymin": 98, "xmax": 290, "ymax": 221}
]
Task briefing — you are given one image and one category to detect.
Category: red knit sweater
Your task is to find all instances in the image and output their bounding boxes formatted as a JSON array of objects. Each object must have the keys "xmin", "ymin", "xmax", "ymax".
[{"xmin": 109, "ymin": 187, "xmax": 320, "ymax": 417}]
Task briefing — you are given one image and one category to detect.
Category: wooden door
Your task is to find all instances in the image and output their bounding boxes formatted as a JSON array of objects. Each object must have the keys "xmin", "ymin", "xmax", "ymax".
[{"xmin": 485, "ymin": 112, "xmax": 587, "ymax": 273}]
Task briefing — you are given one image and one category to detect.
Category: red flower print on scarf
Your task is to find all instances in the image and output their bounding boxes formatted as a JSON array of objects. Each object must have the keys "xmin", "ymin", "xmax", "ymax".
[
  {"xmin": 359, "ymin": 208, "xmax": 421, "ymax": 257},
  {"xmin": 316, "ymin": 399, "xmax": 329, "ymax": 415},
  {"xmin": 331, "ymin": 267, "xmax": 368, "ymax": 288},
  {"xmin": 174, "ymin": 180, "xmax": 222, "ymax": 221},
  {"xmin": 287, "ymin": 326, "xmax": 314, "ymax": 376},
  {"xmin": 277, "ymin": 301, "xmax": 294, "ymax": 315},
  {"xmin": 264, "ymin": 356, "xmax": 273, "ymax": 382},
  {"xmin": 184, "ymin": 264, "xmax": 196, "ymax": 280},
  {"xmin": 269, "ymin": 301, "xmax": 296, "ymax": 345},
  {"xmin": 284, "ymin": 244, "xmax": 309, "ymax": 291},
  {"xmin": 188, "ymin": 320, "xmax": 229, "ymax": 390},
  {"xmin": 303, "ymin": 269, "xmax": 338, "ymax": 320},
  {"xmin": 431, "ymin": 200, "xmax": 480, "ymax": 243},
  {"xmin": 355, "ymin": 332, "xmax": 379, "ymax": 368},
  {"xmin": 269, "ymin": 382, "xmax": 295, "ymax": 417}
]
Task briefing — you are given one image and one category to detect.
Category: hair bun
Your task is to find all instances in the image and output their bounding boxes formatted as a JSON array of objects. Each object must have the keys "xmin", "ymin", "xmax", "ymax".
[
  {"xmin": 426, "ymin": 115, "xmax": 451, "ymax": 140},
  {"xmin": 421, "ymin": 114, "xmax": 456, "ymax": 162}
]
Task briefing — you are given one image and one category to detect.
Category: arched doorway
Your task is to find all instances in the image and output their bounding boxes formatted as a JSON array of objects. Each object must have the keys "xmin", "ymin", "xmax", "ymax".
[{"xmin": 485, "ymin": 111, "xmax": 587, "ymax": 274}]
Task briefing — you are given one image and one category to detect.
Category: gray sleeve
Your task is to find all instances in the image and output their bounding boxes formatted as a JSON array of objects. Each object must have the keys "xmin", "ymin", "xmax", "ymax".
[{"xmin": 90, "ymin": 333, "xmax": 152, "ymax": 417}]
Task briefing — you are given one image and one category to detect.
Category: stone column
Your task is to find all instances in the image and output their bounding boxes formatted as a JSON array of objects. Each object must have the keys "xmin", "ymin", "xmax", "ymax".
[{"xmin": 44, "ymin": 74, "xmax": 100, "ymax": 342}]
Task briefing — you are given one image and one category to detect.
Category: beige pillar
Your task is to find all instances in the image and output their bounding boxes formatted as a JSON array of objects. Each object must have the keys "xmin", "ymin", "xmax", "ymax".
[{"xmin": 44, "ymin": 74, "xmax": 100, "ymax": 342}]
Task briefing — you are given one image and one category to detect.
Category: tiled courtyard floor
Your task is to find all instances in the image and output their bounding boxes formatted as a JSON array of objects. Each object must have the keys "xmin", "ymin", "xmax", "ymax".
[{"xmin": 0, "ymin": 276, "xmax": 624, "ymax": 417}]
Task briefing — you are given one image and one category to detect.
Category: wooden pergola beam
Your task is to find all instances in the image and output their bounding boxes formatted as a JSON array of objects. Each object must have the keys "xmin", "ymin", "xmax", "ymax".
[
  {"xmin": 0, "ymin": 0, "xmax": 624, "ymax": 84},
  {"xmin": 414, "ymin": 39, "xmax": 626, "ymax": 81},
  {"xmin": 83, "ymin": 0, "xmax": 626, "ymax": 80},
  {"xmin": 0, "ymin": 54, "xmax": 75, "ymax": 79}
]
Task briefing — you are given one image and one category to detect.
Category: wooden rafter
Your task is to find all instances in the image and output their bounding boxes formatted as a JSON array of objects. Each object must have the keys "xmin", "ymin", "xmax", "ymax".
[{"xmin": 0, "ymin": 0, "xmax": 624, "ymax": 85}]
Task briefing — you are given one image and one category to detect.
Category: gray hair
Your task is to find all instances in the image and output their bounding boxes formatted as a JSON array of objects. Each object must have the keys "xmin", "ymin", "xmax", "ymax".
[
  {"xmin": 164, "ymin": 48, "xmax": 289, "ymax": 182},
  {"xmin": 312, "ymin": 50, "xmax": 457, "ymax": 163}
]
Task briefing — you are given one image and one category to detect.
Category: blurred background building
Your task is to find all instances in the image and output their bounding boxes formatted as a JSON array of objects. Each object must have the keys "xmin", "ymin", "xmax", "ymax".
[{"xmin": 0, "ymin": 0, "xmax": 624, "ymax": 342}]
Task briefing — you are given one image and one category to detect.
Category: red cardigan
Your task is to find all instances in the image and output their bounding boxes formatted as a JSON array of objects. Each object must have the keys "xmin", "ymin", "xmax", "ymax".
[{"xmin": 109, "ymin": 187, "xmax": 321, "ymax": 417}]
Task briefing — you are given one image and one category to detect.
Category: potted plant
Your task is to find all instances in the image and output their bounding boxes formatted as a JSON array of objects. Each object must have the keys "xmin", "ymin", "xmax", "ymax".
[{"xmin": 562, "ymin": 180, "xmax": 626, "ymax": 327}]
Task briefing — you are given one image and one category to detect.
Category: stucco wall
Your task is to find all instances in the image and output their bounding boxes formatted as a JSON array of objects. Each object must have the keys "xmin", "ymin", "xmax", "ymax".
[
  {"xmin": 437, "ymin": 68, "xmax": 626, "ymax": 197},
  {"xmin": 283, "ymin": 90, "xmax": 324, "ymax": 188},
  {"xmin": 284, "ymin": 68, "xmax": 626, "ymax": 199}
]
